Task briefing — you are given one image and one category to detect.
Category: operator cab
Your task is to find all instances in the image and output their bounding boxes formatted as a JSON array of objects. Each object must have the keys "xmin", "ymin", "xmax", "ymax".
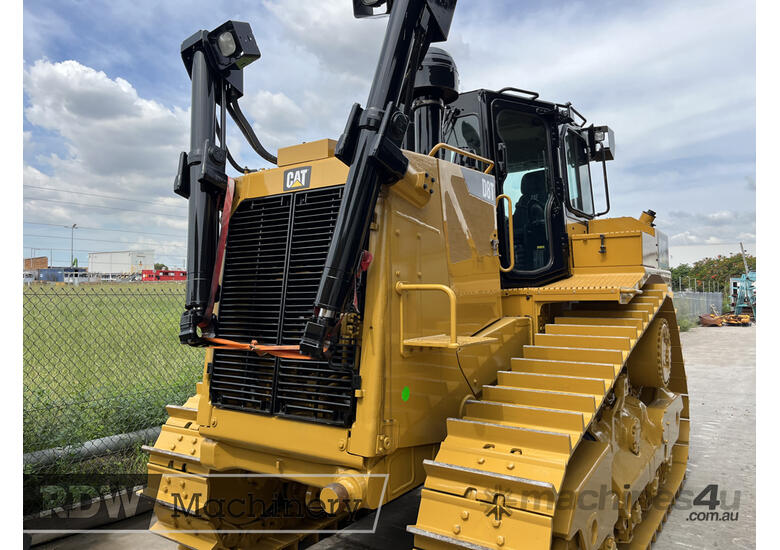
[{"xmin": 440, "ymin": 88, "xmax": 614, "ymax": 288}]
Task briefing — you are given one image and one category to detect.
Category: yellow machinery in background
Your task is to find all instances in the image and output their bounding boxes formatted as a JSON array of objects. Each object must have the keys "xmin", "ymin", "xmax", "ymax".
[{"xmin": 145, "ymin": 2, "xmax": 689, "ymax": 549}]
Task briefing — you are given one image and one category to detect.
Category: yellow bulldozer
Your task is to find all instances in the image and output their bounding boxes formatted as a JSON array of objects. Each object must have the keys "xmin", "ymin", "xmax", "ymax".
[{"xmin": 144, "ymin": 1, "xmax": 689, "ymax": 549}]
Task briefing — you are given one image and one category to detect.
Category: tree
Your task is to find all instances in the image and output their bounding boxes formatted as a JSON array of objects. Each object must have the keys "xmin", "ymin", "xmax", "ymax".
[
  {"xmin": 670, "ymin": 263, "xmax": 692, "ymax": 286},
  {"xmin": 154, "ymin": 263, "xmax": 169, "ymax": 271},
  {"xmin": 671, "ymin": 253, "xmax": 756, "ymax": 291}
]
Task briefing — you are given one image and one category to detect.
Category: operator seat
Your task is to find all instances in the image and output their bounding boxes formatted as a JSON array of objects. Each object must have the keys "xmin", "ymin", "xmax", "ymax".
[{"xmin": 512, "ymin": 170, "xmax": 548, "ymax": 271}]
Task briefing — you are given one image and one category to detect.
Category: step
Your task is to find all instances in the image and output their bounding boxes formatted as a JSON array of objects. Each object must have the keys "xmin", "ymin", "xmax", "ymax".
[
  {"xmin": 643, "ymin": 288, "xmax": 668, "ymax": 300},
  {"xmin": 497, "ymin": 370, "xmax": 608, "ymax": 395},
  {"xmin": 411, "ymin": 490, "xmax": 555, "ymax": 549},
  {"xmin": 421, "ymin": 461, "xmax": 559, "ymax": 517},
  {"xmin": 554, "ymin": 316, "xmax": 644, "ymax": 329},
  {"xmin": 432, "ymin": 445, "xmax": 566, "ymax": 493},
  {"xmin": 545, "ymin": 323, "xmax": 639, "ymax": 338},
  {"xmin": 535, "ymin": 333, "xmax": 632, "ymax": 351},
  {"xmin": 575, "ymin": 301, "xmax": 657, "ymax": 315},
  {"xmin": 630, "ymin": 296, "xmax": 662, "ymax": 305},
  {"xmin": 445, "ymin": 418, "xmax": 572, "ymax": 455},
  {"xmin": 482, "ymin": 385, "xmax": 597, "ymax": 415},
  {"xmin": 566, "ymin": 309, "xmax": 650, "ymax": 322},
  {"xmin": 645, "ymin": 293, "xmax": 667, "ymax": 302},
  {"xmin": 511, "ymin": 357, "xmax": 618, "ymax": 379},
  {"xmin": 402, "ymin": 333, "xmax": 498, "ymax": 350},
  {"xmin": 574, "ymin": 299, "xmax": 655, "ymax": 310},
  {"xmin": 643, "ymin": 296, "xmax": 667, "ymax": 306},
  {"xmin": 523, "ymin": 345, "xmax": 626, "ymax": 365},
  {"xmin": 463, "ymin": 399, "xmax": 585, "ymax": 433}
]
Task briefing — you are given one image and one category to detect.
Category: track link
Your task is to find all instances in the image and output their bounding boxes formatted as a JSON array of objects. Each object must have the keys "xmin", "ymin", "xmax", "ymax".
[{"xmin": 410, "ymin": 284, "xmax": 690, "ymax": 550}]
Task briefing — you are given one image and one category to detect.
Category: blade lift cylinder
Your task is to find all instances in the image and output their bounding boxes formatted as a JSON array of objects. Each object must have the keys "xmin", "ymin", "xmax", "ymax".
[
  {"xmin": 180, "ymin": 49, "xmax": 220, "ymax": 343},
  {"xmin": 299, "ymin": 0, "xmax": 457, "ymax": 358}
]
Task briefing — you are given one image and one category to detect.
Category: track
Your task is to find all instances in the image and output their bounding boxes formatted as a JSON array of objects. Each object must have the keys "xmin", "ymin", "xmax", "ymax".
[{"xmin": 410, "ymin": 283, "xmax": 690, "ymax": 550}]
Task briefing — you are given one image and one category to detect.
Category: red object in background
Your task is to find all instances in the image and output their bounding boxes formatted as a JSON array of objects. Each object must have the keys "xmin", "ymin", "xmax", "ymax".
[{"xmin": 142, "ymin": 269, "xmax": 187, "ymax": 282}]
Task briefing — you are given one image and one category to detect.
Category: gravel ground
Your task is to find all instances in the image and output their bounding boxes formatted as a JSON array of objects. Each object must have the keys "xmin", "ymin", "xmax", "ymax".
[
  {"xmin": 659, "ymin": 325, "xmax": 756, "ymax": 549},
  {"xmin": 30, "ymin": 325, "xmax": 756, "ymax": 549}
]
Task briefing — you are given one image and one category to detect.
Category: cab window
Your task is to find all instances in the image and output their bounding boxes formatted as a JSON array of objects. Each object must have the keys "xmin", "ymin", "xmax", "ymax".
[
  {"xmin": 496, "ymin": 110, "xmax": 551, "ymax": 272},
  {"xmin": 444, "ymin": 114, "xmax": 482, "ymax": 154},
  {"xmin": 442, "ymin": 114, "xmax": 486, "ymax": 170},
  {"xmin": 564, "ymin": 130, "xmax": 595, "ymax": 216}
]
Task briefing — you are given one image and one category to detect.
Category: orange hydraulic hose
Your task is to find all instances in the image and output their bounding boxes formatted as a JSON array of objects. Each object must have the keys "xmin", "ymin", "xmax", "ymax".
[{"xmin": 203, "ymin": 337, "xmax": 314, "ymax": 360}]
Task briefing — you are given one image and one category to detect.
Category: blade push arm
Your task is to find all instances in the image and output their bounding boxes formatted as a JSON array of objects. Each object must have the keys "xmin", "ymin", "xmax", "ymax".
[{"xmin": 299, "ymin": 0, "xmax": 457, "ymax": 358}]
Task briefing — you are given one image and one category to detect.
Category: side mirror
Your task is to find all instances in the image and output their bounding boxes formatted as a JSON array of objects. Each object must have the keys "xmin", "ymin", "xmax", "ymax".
[
  {"xmin": 584, "ymin": 125, "xmax": 613, "ymax": 217},
  {"xmin": 354, "ymin": 0, "xmax": 456, "ymax": 43}
]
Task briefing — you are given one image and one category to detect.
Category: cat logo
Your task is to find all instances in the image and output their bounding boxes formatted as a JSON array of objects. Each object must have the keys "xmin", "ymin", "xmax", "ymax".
[{"xmin": 283, "ymin": 166, "xmax": 312, "ymax": 191}]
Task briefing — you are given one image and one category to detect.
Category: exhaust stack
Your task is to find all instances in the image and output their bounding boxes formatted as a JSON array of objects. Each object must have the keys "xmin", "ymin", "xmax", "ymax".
[{"xmin": 412, "ymin": 47, "xmax": 459, "ymax": 154}]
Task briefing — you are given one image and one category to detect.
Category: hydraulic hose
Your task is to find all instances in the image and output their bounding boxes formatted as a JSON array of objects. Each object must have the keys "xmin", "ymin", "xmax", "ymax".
[{"xmin": 227, "ymin": 99, "xmax": 278, "ymax": 165}]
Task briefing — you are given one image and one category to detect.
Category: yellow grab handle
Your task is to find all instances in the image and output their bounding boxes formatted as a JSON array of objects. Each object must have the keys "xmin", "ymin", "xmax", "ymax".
[
  {"xmin": 428, "ymin": 143, "xmax": 495, "ymax": 174},
  {"xmin": 395, "ymin": 282, "xmax": 458, "ymax": 347},
  {"xmin": 497, "ymin": 194, "xmax": 515, "ymax": 273}
]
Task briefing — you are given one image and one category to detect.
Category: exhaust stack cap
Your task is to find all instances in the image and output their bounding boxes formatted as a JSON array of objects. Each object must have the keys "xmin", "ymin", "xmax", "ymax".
[
  {"xmin": 640, "ymin": 210, "xmax": 657, "ymax": 226},
  {"xmin": 414, "ymin": 47, "xmax": 459, "ymax": 104}
]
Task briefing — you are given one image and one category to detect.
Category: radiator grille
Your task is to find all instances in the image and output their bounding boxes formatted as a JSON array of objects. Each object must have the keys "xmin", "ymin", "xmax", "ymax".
[{"xmin": 210, "ymin": 187, "xmax": 360, "ymax": 426}]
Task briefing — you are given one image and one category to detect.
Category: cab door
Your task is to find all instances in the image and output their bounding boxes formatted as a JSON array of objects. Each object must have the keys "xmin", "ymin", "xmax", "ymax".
[{"xmin": 489, "ymin": 96, "xmax": 570, "ymax": 288}]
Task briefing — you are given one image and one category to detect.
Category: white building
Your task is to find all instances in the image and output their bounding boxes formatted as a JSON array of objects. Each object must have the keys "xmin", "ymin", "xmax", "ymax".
[{"xmin": 88, "ymin": 250, "xmax": 154, "ymax": 274}]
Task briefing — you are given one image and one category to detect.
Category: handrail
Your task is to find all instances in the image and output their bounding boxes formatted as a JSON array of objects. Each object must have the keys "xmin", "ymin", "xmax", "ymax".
[
  {"xmin": 395, "ymin": 282, "xmax": 458, "ymax": 352},
  {"xmin": 497, "ymin": 87, "xmax": 540, "ymax": 100},
  {"xmin": 497, "ymin": 194, "xmax": 515, "ymax": 273},
  {"xmin": 428, "ymin": 143, "xmax": 495, "ymax": 175}
]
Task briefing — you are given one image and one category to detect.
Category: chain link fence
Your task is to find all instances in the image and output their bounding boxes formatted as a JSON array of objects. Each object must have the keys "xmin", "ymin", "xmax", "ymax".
[
  {"xmin": 23, "ymin": 283, "xmax": 204, "ymax": 476},
  {"xmin": 20, "ymin": 283, "xmax": 723, "ymax": 480},
  {"xmin": 672, "ymin": 291, "xmax": 723, "ymax": 323}
]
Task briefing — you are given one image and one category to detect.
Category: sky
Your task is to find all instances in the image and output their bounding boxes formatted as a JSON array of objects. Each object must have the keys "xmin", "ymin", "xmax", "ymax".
[{"xmin": 22, "ymin": 0, "xmax": 756, "ymax": 269}]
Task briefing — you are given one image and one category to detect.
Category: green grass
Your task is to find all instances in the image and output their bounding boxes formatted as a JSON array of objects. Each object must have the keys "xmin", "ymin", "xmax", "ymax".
[
  {"xmin": 678, "ymin": 318, "xmax": 695, "ymax": 332},
  {"xmin": 23, "ymin": 283, "xmax": 204, "ymax": 473}
]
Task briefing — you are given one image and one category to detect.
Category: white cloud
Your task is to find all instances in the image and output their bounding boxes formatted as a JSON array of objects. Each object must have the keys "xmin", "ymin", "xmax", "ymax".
[
  {"xmin": 661, "ymin": 209, "xmax": 755, "ymax": 245},
  {"xmin": 24, "ymin": 59, "xmax": 189, "ymax": 179},
  {"xmin": 447, "ymin": 1, "xmax": 755, "ymax": 168},
  {"xmin": 23, "ymin": 59, "xmax": 190, "ymax": 265},
  {"xmin": 242, "ymin": 89, "xmax": 308, "ymax": 151},
  {"xmin": 261, "ymin": 0, "xmax": 385, "ymax": 81}
]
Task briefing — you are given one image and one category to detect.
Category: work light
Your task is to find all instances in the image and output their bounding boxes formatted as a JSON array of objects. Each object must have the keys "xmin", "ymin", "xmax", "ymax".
[
  {"xmin": 354, "ymin": 0, "xmax": 393, "ymax": 17},
  {"xmin": 207, "ymin": 21, "xmax": 261, "ymax": 71},
  {"xmin": 217, "ymin": 31, "xmax": 237, "ymax": 57}
]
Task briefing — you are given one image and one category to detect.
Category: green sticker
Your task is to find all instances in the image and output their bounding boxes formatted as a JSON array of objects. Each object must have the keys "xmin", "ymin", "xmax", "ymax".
[{"xmin": 401, "ymin": 386, "xmax": 410, "ymax": 402}]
